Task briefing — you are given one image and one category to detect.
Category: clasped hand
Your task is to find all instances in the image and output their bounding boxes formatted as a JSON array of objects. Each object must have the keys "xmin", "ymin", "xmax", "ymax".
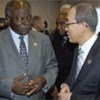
[
  {"xmin": 57, "ymin": 83, "xmax": 72, "ymax": 100},
  {"xmin": 12, "ymin": 74, "xmax": 46, "ymax": 96}
]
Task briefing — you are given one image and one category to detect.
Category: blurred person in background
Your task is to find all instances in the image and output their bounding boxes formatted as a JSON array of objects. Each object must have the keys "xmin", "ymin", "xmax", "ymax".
[
  {"xmin": 31, "ymin": 15, "xmax": 45, "ymax": 32},
  {"xmin": 45, "ymin": 13, "xmax": 77, "ymax": 100},
  {"xmin": 60, "ymin": 4, "xmax": 71, "ymax": 16},
  {"xmin": 52, "ymin": 13, "xmax": 76, "ymax": 91}
]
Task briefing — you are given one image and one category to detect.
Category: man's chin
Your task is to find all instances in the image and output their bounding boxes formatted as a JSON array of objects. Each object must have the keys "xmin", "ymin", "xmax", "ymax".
[{"xmin": 19, "ymin": 30, "xmax": 30, "ymax": 35}]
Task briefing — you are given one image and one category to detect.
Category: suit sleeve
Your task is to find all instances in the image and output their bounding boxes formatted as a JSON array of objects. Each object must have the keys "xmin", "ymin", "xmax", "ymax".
[
  {"xmin": 70, "ymin": 93, "xmax": 96, "ymax": 100},
  {"xmin": 0, "ymin": 78, "xmax": 13, "ymax": 99},
  {"xmin": 42, "ymin": 36, "xmax": 58, "ymax": 89},
  {"xmin": 71, "ymin": 93, "xmax": 100, "ymax": 100},
  {"xmin": 0, "ymin": 43, "xmax": 13, "ymax": 99}
]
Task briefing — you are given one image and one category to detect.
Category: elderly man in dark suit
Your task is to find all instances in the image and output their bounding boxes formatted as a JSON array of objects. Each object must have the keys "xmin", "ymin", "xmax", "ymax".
[
  {"xmin": 58, "ymin": 2, "xmax": 100, "ymax": 100},
  {"xmin": 52, "ymin": 13, "xmax": 76, "ymax": 91},
  {"xmin": 0, "ymin": 0, "xmax": 58, "ymax": 100}
]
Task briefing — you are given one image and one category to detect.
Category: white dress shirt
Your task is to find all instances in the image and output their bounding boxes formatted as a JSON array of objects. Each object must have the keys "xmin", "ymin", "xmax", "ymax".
[
  {"xmin": 32, "ymin": 27, "xmax": 37, "ymax": 31},
  {"xmin": 9, "ymin": 27, "xmax": 28, "ymax": 53},
  {"xmin": 76, "ymin": 34, "xmax": 98, "ymax": 78}
]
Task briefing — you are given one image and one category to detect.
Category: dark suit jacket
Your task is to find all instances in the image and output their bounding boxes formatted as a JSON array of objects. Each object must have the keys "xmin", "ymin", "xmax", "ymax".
[
  {"xmin": 66, "ymin": 35, "xmax": 100, "ymax": 100},
  {"xmin": 0, "ymin": 28, "xmax": 58, "ymax": 100},
  {"xmin": 52, "ymin": 33, "xmax": 76, "ymax": 90}
]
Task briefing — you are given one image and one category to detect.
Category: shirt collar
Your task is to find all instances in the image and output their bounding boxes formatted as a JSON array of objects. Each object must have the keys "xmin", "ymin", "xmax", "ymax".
[
  {"xmin": 32, "ymin": 27, "xmax": 37, "ymax": 31},
  {"xmin": 79, "ymin": 34, "xmax": 98, "ymax": 54},
  {"xmin": 9, "ymin": 27, "xmax": 28, "ymax": 40}
]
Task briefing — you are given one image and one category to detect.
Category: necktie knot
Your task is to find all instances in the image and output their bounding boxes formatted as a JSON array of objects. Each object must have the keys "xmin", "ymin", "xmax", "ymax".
[
  {"xmin": 19, "ymin": 35, "xmax": 24, "ymax": 40},
  {"xmin": 78, "ymin": 48, "xmax": 83, "ymax": 54}
]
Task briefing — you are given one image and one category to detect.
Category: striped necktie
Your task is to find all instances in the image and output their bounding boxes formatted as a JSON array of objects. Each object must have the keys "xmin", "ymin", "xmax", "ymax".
[{"xmin": 76, "ymin": 48, "xmax": 84, "ymax": 78}]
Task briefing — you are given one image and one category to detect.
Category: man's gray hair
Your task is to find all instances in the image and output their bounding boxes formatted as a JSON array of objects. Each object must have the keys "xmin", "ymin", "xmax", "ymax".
[
  {"xmin": 71, "ymin": 2, "xmax": 98, "ymax": 32},
  {"xmin": 60, "ymin": 4, "xmax": 71, "ymax": 13}
]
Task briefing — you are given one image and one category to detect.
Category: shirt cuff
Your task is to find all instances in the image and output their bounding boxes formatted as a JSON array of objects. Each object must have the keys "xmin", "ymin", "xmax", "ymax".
[
  {"xmin": 11, "ymin": 92, "xmax": 15, "ymax": 99},
  {"xmin": 42, "ymin": 85, "xmax": 48, "ymax": 93}
]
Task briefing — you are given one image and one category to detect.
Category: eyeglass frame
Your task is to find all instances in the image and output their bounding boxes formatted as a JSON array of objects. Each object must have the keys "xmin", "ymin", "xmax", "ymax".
[{"xmin": 65, "ymin": 21, "xmax": 80, "ymax": 28}]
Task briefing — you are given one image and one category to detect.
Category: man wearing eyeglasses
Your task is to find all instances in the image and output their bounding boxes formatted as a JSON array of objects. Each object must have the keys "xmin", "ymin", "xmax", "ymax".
[{"xmin": 58, "ymin": 2, "xmax": 100, "ymax": 100}]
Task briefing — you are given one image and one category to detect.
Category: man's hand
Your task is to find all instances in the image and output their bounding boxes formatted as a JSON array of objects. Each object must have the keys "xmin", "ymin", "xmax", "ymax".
[
  {"xmin": 12, "ymin": 74, "xmax": 30, "ymax": 95},
  {"xmin": 57, "ymin": 83, "xmax": 72, "ymax": 100},
  {"xmin": 60, "ymin": 83, "xmax": 70, "ymax": 93},
  {"xmin": 26, "ymin": 76, "xmax": 47, "ymax": 96},
  {"xmin": 58, "ymin": 92, "xmax": 72, "ymax": 100}
]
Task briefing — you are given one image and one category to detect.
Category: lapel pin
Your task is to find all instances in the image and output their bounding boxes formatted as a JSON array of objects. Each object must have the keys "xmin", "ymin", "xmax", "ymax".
[
  {"xmin": 87, "ymin": 59, "xmax": 92, "ymax": 64},
  {"xmin": 33, "ymin": 43, "xmax": 37, "ymax": 46}
]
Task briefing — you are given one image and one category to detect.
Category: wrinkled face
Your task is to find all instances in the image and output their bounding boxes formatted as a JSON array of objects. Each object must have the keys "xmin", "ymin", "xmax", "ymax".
[
  {"xmin": 7, "ymin": 7, "xmax": 32, "ymax": 35},
  {"xmin": 56, "ymin": 20, "xmax": 67, "ymax": 36},
  {"xmin": 65, "ymin": 7, "xmax": 84, "ymax": 44}
]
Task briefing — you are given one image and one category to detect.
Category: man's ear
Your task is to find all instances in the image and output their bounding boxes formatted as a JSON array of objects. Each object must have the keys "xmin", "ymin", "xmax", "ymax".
[
  {"xmin": 5, "ymin": 17, "xmax": 10, "ymax": 25},
  {"xmin": 81, "ymin": 22, "xmax": 88, "ymax": 33},
  {"xmin": 82, "ymin": 22, "xmax": 88, "ymax": 28}
]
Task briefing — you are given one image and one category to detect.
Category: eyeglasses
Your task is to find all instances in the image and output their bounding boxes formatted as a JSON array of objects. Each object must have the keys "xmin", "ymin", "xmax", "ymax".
[{"xmin": 65, "ymin": 22, "xmax": 79, "ymax": 28}]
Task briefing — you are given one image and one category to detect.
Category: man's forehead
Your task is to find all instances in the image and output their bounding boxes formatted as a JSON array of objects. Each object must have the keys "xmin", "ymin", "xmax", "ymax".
[{"xmin": 67, "ymin": 7, "xmax": 76, "ymax": 20}]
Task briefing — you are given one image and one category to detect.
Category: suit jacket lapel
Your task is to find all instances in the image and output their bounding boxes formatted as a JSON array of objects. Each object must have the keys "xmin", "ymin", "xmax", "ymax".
[
  {"xmin": 68, "ymin": 47, "xmax": 78, "ymax": 89},
  {"xmin": 28, "ymin": 31, "xmax": 40, "ymax": 73},
  {"xmin": 72, "ymin": 36, "xmax": 99, "ymax": 90},
  {"xmin": 2, "ymin": 28, "xmax": 26, "ymax": 69}
]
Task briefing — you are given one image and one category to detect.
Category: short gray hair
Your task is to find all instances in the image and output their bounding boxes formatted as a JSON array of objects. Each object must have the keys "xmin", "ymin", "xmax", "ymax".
[
  {"xmin": 5, "ymin": 0, "xmax": 32, "ymax": 17},
  {"xmin": 71, "ymin": 2, "xmax": 98, "ymax": 32},
  {"xmin": 60, "ymin": 4, "xmax": 71, "ymax": 13}
]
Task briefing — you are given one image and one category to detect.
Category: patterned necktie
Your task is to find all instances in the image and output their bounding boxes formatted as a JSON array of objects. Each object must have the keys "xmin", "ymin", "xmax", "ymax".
[
  {"xmin": 76, "ymin": 48, "xmax": 84, "ymax": 78},
  {"xmin": 19, "ymin": 35, "xmax": 28, "ymax": 71}
]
